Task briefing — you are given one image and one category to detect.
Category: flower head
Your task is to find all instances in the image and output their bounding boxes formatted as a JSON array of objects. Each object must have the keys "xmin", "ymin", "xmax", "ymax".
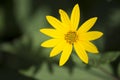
[{"xmin": 40, "ymin": 4, "xmax": 103, "ymax": 66}]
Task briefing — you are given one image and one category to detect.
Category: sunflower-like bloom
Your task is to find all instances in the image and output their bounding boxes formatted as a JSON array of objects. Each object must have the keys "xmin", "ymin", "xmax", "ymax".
[{"xmin": 40, "ymin": 4, "xmax": 103, "ymax": 66}]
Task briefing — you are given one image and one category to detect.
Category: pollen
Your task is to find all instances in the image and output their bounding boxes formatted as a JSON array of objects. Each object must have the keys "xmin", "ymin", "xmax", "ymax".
[{"xmin": 65, "ymin": 31, "xmax": 78, "ymax": 44}]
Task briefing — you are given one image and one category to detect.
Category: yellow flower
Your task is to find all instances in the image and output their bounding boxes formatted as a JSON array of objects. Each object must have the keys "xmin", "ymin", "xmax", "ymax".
[{"xmin": 40, "ymin": 4, "xmax": 103, "ymax": 66}]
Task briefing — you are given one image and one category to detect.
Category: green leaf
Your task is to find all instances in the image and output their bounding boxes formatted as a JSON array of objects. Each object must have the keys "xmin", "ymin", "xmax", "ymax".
[
  {"xmin": 88, "ymin": 53, "xmax": 101, "ymax": 66},
  {"xmin": 14, "ymin": 0, "xmax": 31, "ymax": 23},
  {"xmin": 19, "ymin": 7, "xmax": 51, "ymax": 49},
  {"xmin": 100, "ymin": 51, "xmax": 120, "ymax": 63},
  {"xmin": 19, "ymin": 66, "xmax": 37, "ymax": 77},
  {"xmin": 0, "ymin": 42, "xmax": 16, "ymax": 54},
  {"xmin": 20, "ymin": 62, "xmax": 114, "ymax": 80},
  {"xmin": 72, "ymin": 53, "xmax": 87, "ymax": 67},
  {"xmin": 72, "ymin": 52, "xmax": 101, "ymax": 67},
  {"xmin": 0, "ymin": 35, "xmax": 31, "ymax": 54}
]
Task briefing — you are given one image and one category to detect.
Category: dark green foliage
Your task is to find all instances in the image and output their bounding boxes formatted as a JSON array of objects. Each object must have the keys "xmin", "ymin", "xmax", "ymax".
[{"xmin": 0, "ymin": 0, "xmax": 120, "ymax": 80}]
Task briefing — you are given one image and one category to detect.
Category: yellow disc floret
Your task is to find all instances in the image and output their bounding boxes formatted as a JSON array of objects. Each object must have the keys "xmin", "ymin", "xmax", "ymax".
[{"xmin": 65, "ymin": 31, "xmax": 78, "ymax": 44}]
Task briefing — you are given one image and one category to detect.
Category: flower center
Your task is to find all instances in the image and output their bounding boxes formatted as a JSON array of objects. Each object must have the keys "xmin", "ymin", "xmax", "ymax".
[{"xmin": 65, "ymin": 31, "xmax": 78, "ymax": 44}]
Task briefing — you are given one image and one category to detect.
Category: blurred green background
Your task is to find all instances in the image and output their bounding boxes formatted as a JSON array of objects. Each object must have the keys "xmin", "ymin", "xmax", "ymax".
[{"xmin": 0, "ymin": 0, "xmax": 120, "ymax": 80}]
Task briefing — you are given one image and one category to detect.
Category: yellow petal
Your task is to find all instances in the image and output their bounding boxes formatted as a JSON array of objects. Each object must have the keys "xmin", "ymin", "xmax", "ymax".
[
  {"xmin": 40, "ymin": 29, "xmax": 64, "ymax": 38},
  {"xmin": 78, "ymin": 17, "xmax": 97, "ymax": 33},
  {"xmin": 46, "ymin": 16, "xmax": 65, "ymax": 32},
  {"xmin": 50, "ymin": 40, "xmax": 66, "ymax": 57},
  {"xmin": 59, "ymin": 9, "xmax": 71, "ymax": 32},
  {"xmin": 41, "ymin": 39, "xmax": 60, "ymax": 47},
  {"xmin": 74, "ymin": 41, "xmax": 88, "ymax": 64},
  {"xmin": 79, "ymin": 31, "xmax": 103, "ymax": 41},
  {"xmin": 59, "ymin": 9, "xmax": 70, "ymax": 25},
  {"xmin": 59, "ymin": 43, "xmax": 72, "ymax": 66},
  {"xmin": 81, "ymin": 41, "xmax": 99, "ymax": 53},
  {"xmin": 71, "ymin": 4, "xmax": 80, "ymax": 31}
]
